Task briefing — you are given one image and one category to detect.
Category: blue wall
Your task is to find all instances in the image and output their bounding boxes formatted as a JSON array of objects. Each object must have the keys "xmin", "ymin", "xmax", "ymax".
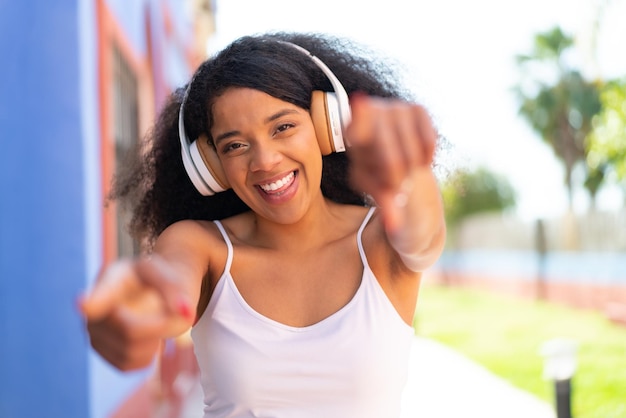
[
  {"xmin": 0, "ymin": 0, "xmax": 200, "ymax": 416},
  {"xmin": 0, "ymin": 0, "xmax": 90, "ymax": 417}
]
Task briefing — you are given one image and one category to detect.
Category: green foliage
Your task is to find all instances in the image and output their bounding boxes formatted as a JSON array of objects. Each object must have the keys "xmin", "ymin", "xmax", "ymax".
[
  {"xmin": 415, "ymin": 285, "xmax": 626, "ymax": 418},
  {"xmin": 514, "ymin": 26, "xmax": 603, "ymax": 206},
  {"xmin": 441, "ymin": 166, "xmax": 516, "ymax": 226},
  {"xmin": 587, "ymin": 79, "xmax": 626, "ymax": 183},
  {"xmin": 515, "ymin": 26, "xmax": 574, "ymax": 65},
  {"xmin": 517, "ymin": 71, "xmax": 601, "ymax": 157}
]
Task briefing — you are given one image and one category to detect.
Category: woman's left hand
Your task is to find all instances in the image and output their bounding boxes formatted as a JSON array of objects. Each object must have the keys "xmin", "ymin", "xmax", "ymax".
[{"xmin": 345, "ymin": 93, "xmax": 438, "ymax": 233}]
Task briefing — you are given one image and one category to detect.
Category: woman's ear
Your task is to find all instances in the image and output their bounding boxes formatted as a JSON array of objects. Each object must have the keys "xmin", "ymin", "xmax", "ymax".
[{"xmin": 195, "ymin": 135, "xmax": 231, "ymax": 191}]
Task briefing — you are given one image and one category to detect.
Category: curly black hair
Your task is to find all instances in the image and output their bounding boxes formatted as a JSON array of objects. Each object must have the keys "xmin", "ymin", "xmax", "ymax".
[{"xmin": 112, "ymin": 32, "xmax": 416, "ymax": 246}]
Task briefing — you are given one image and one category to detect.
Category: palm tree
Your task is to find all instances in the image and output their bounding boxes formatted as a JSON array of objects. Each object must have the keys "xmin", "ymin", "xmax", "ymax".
[{"xmin": 514, "ymin": 27, "xmax": 602, "ymax": 209}]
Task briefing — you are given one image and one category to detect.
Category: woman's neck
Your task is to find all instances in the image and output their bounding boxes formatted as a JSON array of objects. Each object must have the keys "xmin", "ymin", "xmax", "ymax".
[{"xmin": 247, "ymin": 198, "xmax": 359, "ymax": 252}]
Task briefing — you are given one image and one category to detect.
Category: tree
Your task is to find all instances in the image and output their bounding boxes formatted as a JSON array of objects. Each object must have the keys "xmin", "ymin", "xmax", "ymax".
[
  {"xmin": 442, "ymin": 166, "xmax": 516, "ymax": 227},
  {"xmin": 514, "ymin": 27, "xmax": 602, "ymax": 209},
  {"xmin": 586, "ymin": 80, "xmax": 626, "ymax": 191}
]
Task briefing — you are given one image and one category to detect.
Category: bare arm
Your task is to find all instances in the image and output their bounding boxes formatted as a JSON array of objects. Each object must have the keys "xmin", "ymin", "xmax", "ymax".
[
  {"xmin": 79, "ymin": 220, "xmax": 210, "ymax": 370},
  {"xmin": 346, "ymin": 94, "xmax": 446, "ymax": 272}
]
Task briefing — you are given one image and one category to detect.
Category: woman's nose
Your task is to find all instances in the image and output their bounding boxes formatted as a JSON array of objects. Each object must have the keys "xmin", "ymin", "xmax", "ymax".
[{"xmin": 248, "ymin": 141, "xmax": 283, "ymax": 172}]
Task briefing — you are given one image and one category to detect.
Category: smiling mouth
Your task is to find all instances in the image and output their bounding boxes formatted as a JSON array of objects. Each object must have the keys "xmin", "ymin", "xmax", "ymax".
[{"xmin": 258, "ymin": 171, "xmax": 296, "ymax": 194}]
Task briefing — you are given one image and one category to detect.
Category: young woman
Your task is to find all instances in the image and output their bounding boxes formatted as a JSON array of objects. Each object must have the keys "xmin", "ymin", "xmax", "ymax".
[{"xmin": 81, "ymin": 32, "xmax": 446, "ymax": 417}]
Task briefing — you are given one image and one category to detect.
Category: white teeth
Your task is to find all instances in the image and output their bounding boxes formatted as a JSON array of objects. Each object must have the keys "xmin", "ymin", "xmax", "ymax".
[{"xmin": 260, "ymin": 172, "xmax": 294, "ymax": 192}]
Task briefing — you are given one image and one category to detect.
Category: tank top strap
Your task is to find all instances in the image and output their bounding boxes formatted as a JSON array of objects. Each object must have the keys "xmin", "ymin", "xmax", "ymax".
[
  {"xmin": 214, "ymin": 210, "xmax": 374, "ymax": 275},
  {"xmin": 213, "ymin": 220, "xmax": 233, "ymax": 272},
  {"xmin": 357, "ymin": 206, "xmax": 376, "ymax": 267}
]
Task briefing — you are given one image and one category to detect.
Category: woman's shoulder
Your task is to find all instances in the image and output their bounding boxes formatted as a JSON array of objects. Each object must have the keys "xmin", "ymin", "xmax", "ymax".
[
  {"xmin": 154, "ymin": 219, "xmax": 232, "ymax": 277},
  {"xmin": 214, "ymin": 211, "xmax": 255, "ymax": 240},
  {"xmin": 156, "ymin": 218, "xmax": 226, "ymax": 249},
  {"xmin": 319, "ymin": 202, "xmax": 381, "ymax": 244},
  {"xmin": 343, "ymin": 203, "xmax": 381, "ymax": 233}
]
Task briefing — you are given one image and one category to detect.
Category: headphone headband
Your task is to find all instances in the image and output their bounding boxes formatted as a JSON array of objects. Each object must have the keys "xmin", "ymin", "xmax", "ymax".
[{"xmin": 278, "ymin": 42, "xmax": 352, "ymax": 135}]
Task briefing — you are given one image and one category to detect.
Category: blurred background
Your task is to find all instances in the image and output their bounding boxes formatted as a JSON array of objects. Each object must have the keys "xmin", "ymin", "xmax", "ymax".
[{"xmin": 0, "ymin": 0, "xmax": 624, "ymax": 417}]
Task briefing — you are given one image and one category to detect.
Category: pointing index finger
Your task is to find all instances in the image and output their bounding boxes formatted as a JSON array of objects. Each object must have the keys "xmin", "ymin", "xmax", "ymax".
[{"xmin": 79, "ymin": 260, "xmax": 141, "ymax": 321}]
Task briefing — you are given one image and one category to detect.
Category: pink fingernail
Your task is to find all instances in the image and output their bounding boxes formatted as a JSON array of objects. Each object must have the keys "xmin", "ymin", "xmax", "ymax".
[{"xmin": 178, "ymin": 299, "xmax": 193, "ymax": 320}]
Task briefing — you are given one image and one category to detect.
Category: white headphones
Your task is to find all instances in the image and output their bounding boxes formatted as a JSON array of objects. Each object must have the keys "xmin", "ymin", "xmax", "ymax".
[{"xmin": 178, "ymin": 41, "xmax": 352, "ymax": 196}]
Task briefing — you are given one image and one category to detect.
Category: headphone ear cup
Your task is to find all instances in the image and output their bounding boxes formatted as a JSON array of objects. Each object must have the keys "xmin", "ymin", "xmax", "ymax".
[
  {"xmin": 193, "ymin": 135, "xmax": 230, "ymax": 192},
  {"xmin": 310, "ymin": 91, "xmax": 334, "ymax": 155}
]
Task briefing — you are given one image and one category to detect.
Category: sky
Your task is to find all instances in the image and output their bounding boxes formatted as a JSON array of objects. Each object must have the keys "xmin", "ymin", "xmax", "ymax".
[{"xmin": 209, "ymin": 0, "xmax": 626, "ymax": 221}]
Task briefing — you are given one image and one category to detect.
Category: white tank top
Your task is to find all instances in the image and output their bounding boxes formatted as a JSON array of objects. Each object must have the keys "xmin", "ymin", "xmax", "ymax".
[{"xmin": 191, "ymin": 207, "xmax": 414, "ymax": 418}]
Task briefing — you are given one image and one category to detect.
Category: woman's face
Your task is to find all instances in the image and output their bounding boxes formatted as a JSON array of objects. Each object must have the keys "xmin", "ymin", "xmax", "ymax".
[{"xmin": 210, "ymin": 87, "xmax": 324, "ymax": 223}]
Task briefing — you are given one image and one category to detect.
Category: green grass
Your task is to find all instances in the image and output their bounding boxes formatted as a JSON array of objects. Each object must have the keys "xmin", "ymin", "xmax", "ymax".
[{"xmin": 414, "ymin": 284, "xmax": 626, "ymax": 418}]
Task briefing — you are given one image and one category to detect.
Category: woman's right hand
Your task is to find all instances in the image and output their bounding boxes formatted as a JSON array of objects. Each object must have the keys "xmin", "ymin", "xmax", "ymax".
[{"xmin": 79, "ymin": 256, "xmax": 195, "ymax": 371}]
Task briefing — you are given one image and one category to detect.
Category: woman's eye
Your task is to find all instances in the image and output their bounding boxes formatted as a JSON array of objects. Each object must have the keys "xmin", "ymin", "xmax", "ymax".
[
  {"xmin": 275, "ymin": 123, "xmax": 295, "ymax": 134},
  {"xmin": 222, "ymin": 142, "xmax": 245, "ymax": 154}
]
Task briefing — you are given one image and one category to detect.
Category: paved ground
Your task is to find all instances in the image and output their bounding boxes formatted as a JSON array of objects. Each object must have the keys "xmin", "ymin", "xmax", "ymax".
[
  {"xmin": 180, "ymin": 336, "xmax": 556, "ymax": 418},
  {"xmin": 400, "ymin": 337, "xmax": 555, "ymax": 418}
]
